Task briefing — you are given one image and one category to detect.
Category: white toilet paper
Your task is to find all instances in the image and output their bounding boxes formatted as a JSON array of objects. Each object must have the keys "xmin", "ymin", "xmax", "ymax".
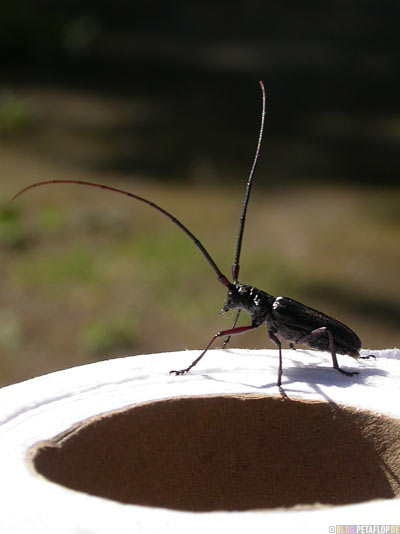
[{"xmin": 0, "ymin": 348, "xmax": 399, "ymax": 533}]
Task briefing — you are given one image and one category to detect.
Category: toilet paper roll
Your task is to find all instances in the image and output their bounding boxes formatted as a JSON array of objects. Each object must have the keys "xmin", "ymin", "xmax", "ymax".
[{"xmin": 0, "ymin": 348, "xmax": 399, "ymax": 533}]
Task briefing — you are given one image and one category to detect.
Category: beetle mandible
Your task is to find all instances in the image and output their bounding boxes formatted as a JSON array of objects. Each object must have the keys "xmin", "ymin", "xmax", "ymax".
[{"xmin": 12, "ymin": 81, "xmax": 367, "ymax": 391}]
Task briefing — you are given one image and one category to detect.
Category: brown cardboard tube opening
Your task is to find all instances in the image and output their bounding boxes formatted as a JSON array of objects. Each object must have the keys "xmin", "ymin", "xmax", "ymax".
[{"xmin": 29, "ymin": 395, "xmax": 400, "ymax": 511}]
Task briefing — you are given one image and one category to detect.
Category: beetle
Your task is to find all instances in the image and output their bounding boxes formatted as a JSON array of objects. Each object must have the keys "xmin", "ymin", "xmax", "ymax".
[{"xmin": 12, "ymin": 81, "xmax": 366, "ymax": 391}]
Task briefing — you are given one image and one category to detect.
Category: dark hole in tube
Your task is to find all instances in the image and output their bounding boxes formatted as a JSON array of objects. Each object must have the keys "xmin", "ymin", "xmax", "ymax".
[{"xmin": 29, "ymin": 395, "xmax": 400, "ymax": 511}]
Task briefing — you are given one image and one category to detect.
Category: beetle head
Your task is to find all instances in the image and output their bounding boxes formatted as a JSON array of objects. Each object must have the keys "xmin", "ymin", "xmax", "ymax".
[{"xmin": 222, "ymin": 283, "xmax": 252, "ymax": 313}]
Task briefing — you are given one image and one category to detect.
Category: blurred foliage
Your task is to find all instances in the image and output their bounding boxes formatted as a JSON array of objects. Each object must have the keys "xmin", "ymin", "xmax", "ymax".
[
  {"xmin": 0, "ymin": 90, "xmax": 33, "ymax": 134},
  {"xmin": 0, "ymin": 1, "xmax": 399, "ymax": 184},
  {"xmin": 62, "ymin": 14, "xmax": 101, "ymax": 56},
  {"xmin": 81, "ymin": 313, "xmax": 140, "ymax": 356},
  {"xmin": 368, "ymin": 193, "xmax": 400, "ymax": 228},
  {"xmin": 1, "ymin": 171, "xmax": 398, "ymax": 386},
  {"xmin": 37, "ymin": 206, "xmax": 66, "ymax": 235},
  {"xmin": 0, "ymin": 204, "xmax": 27, "ymax": 249},
  {"xmin": 14, "ymin": 245, "xmax": 99, "ymax": 291},
  {"xmin": 0, "ymin": 311, "xmax": 23, "ymax": 352},
  {"xmin": 75, "ymin": 206, "xmax": 130, "ymax": 235}
]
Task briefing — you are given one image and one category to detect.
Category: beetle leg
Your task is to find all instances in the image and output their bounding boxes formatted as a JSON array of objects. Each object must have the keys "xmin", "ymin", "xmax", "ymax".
[
  {"xmin": 222, "ymin": 309, "xmax": 241, "ymax": 348},
  {"xmin": 267, "ymin": 329, "xmax": 284, "ymax": 388},
  {"xmin": 170, "ymin": 324, "xmax": 258, "ymax": 376},
  {"xmin": 296, "ymin": 327, "xmax": 358, "ymax": 378}
]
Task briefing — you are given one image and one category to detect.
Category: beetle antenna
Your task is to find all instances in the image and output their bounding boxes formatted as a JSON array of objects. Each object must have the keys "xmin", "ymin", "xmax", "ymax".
[
  {"xmin": 11, "ymin": 180, "xmax": 232, "ymax": 288},
  {"xmin": 231, "ymin": 80, "xmax": 266, "ymax": 283}
]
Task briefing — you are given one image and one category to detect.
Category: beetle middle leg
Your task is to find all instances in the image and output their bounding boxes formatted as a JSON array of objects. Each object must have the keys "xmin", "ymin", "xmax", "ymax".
[
  {"xmin": 295, "ymin": 326, "xmax": 359, "ymax": 378},
  {"xmin": 267, "ymin": 329, "xmax": 289, "ymax": 397},
  {"xmin": 267, "ymin": 329, "xmax": 284, "ymax": 388},
  {"xmin": 221, "ymin": 309, "xmax": 241, "ymax": 348}
]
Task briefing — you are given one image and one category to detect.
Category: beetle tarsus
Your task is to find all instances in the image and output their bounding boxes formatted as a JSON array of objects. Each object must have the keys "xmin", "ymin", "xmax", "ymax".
[{"xmin": 169, "ymin": 368, "xmax": 190, "ymax": 376}]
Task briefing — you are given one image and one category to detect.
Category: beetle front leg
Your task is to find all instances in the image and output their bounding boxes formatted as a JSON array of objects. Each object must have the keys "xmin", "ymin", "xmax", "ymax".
[
  {"xmin": 296, "ymin": 327, "xmax": 358, "ymax": 378},
  {"xmin": 170, "ymin": 324, "xmax": 258, "ymax": 376}
]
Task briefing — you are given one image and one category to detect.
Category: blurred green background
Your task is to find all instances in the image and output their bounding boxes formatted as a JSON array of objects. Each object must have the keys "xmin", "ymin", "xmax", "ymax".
[{"xmin": 0, "ymin": 1, "xmax": 399, "ymax": 386}]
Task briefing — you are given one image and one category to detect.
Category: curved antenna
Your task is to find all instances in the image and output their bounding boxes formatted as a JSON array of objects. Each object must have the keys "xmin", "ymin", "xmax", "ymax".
[
  {"xmin": 231, "ymin": 80, "xmax": 266, "ymax": 282},
  {"xmin": 12, "ymin": 180, "xmax": 232, "ymax": 288}
]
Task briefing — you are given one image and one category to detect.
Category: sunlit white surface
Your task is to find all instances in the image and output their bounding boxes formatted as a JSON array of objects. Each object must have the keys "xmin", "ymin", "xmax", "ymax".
[{"xmin": 0, "ymin": 348, "xmax": 399, "ymax": 533}]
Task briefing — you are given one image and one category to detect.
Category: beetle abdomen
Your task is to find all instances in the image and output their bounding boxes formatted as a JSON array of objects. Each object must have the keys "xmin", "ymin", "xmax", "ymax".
[{"xmin": 270, "ymin": 296, "xmax": 361, "ymax": 357}]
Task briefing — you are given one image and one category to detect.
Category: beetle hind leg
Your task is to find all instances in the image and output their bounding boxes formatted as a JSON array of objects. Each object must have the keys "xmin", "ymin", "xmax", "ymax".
[{"xmin": 296, "ymin": 326, "xmax": 359, "ymax": 378}]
